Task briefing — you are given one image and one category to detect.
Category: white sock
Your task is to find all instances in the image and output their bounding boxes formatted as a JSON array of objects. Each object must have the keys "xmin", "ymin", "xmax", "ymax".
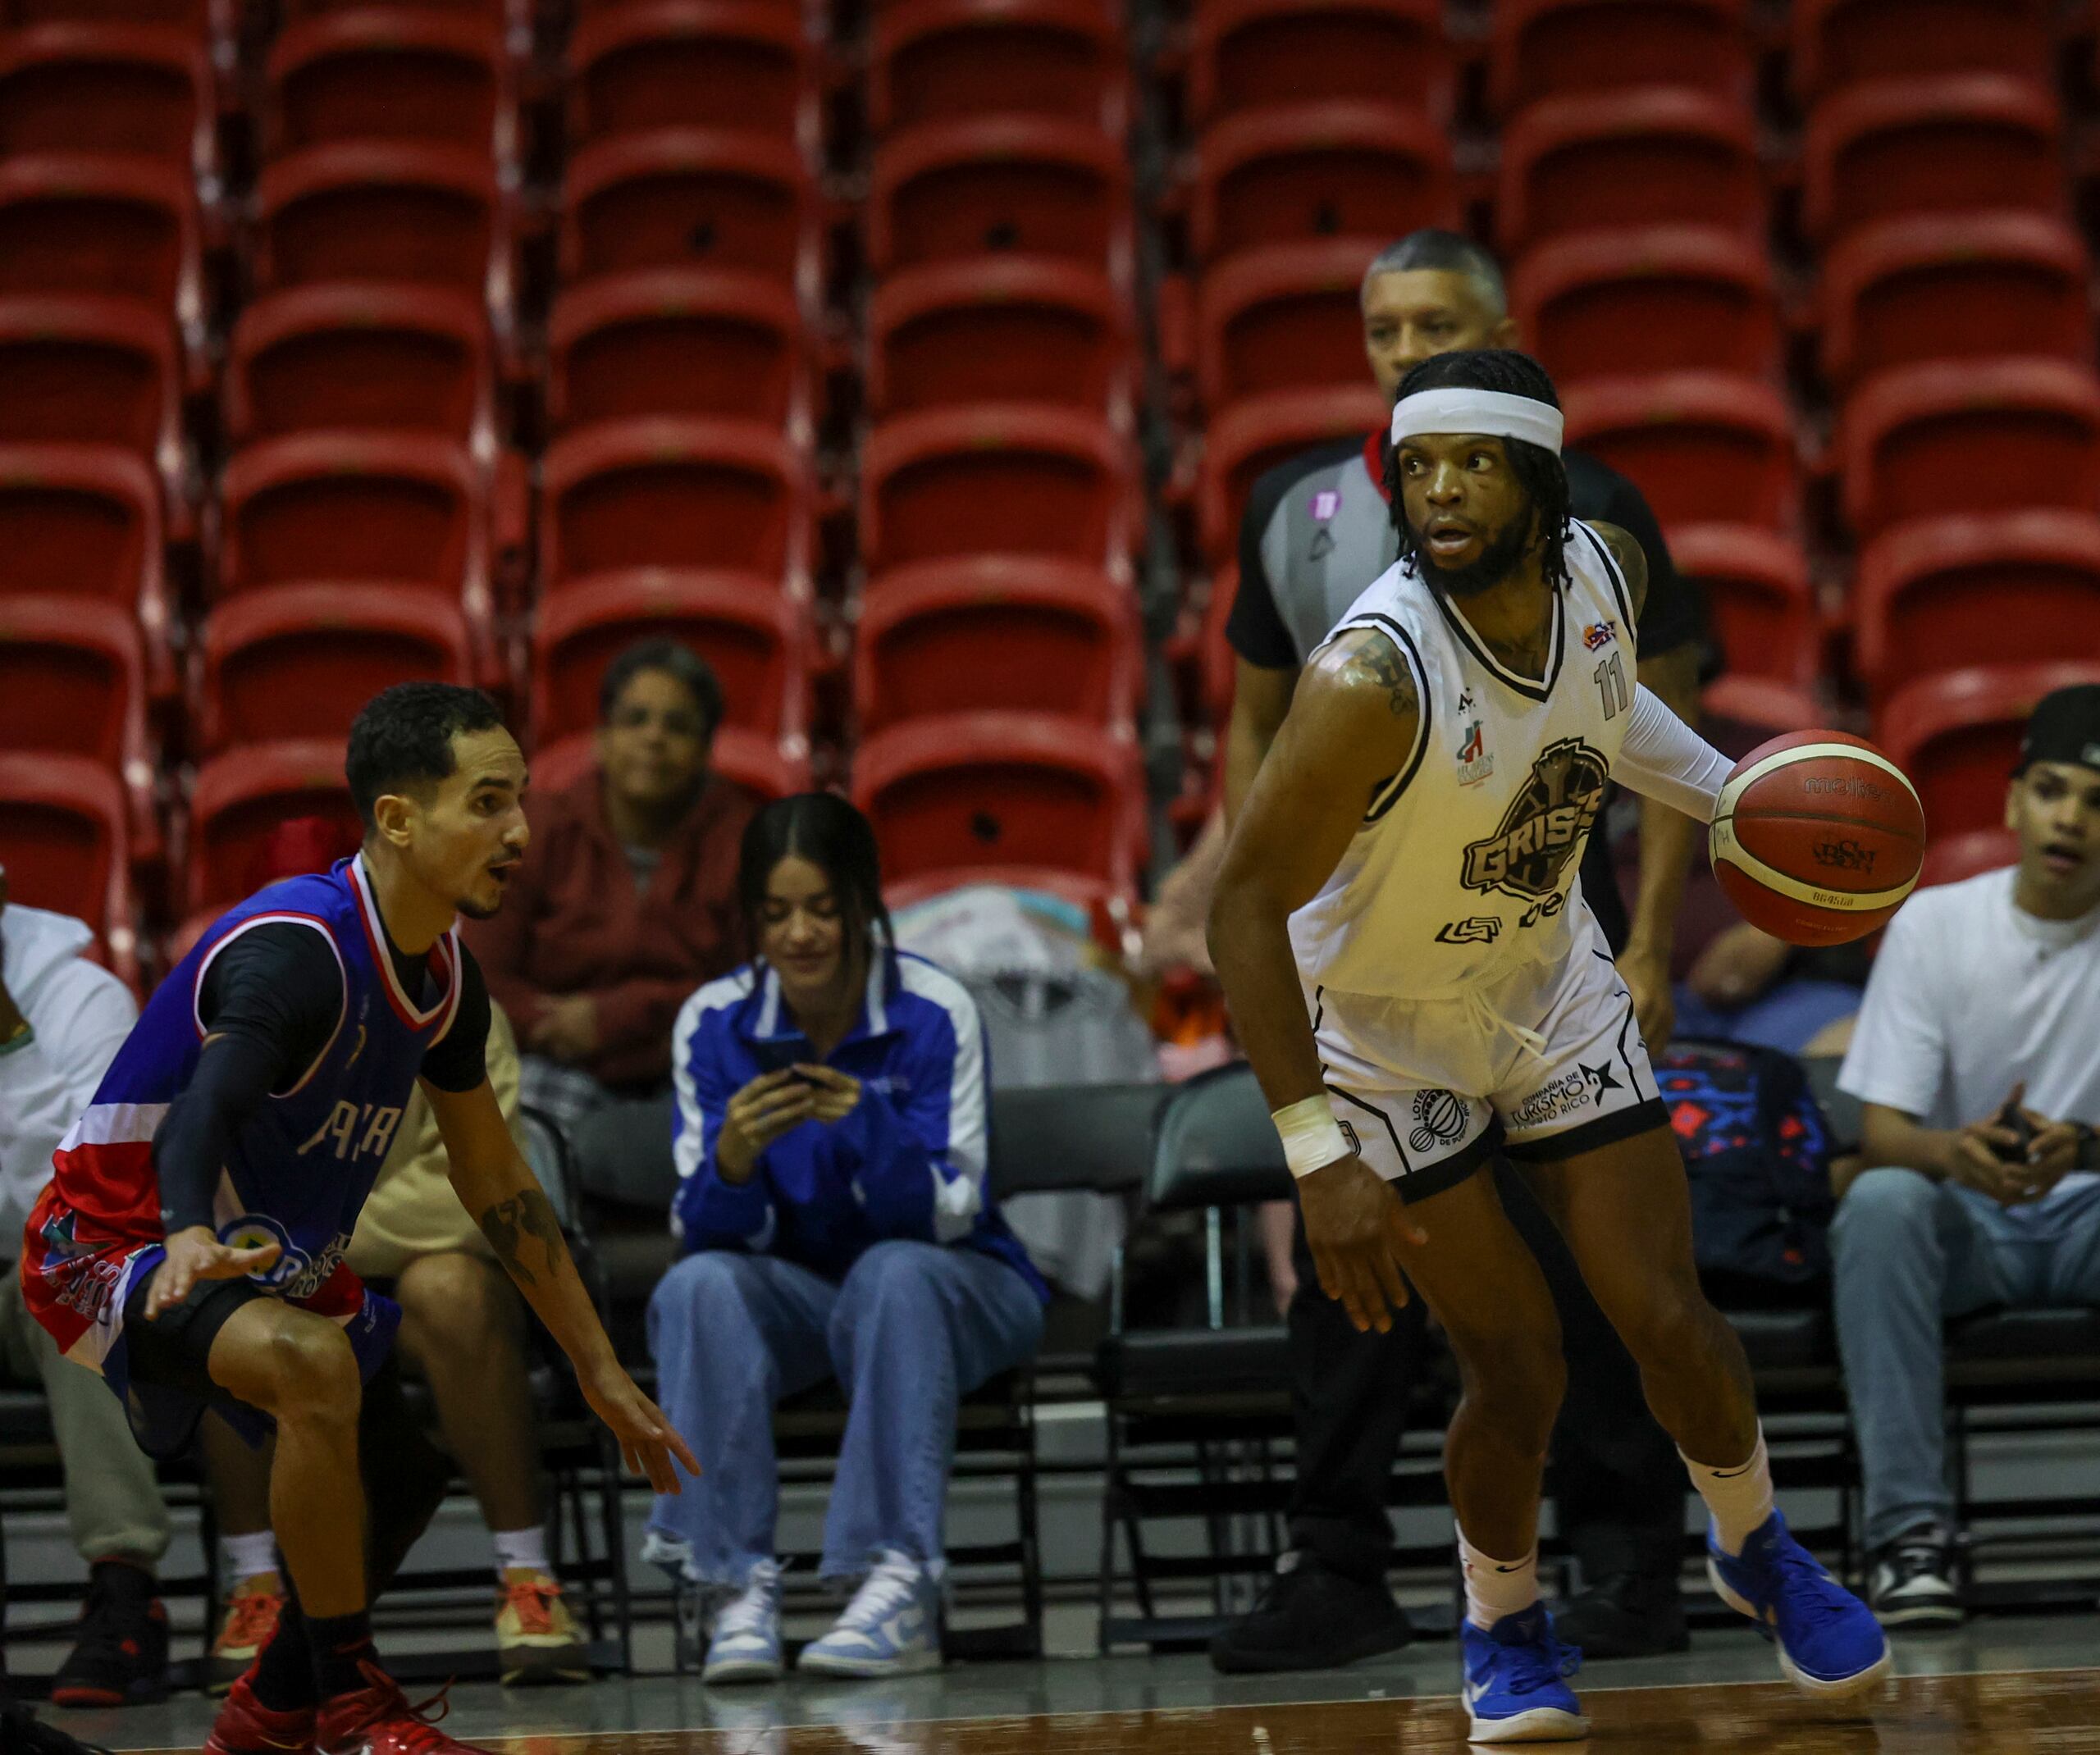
[
  {"xmin": 221, "ymin": 1531, "xmax": 278, "ymax": 1586},
  {"xmin": 492, "ymin": 1525, "xmax": 550, "ymax": 1580},
  {"xmin": 1458, "ymin": 1525, "xmax": 1540, "ymax": 1631},
  {"xmin": 1683, "ymin": 1429, "xmax": 1774, "ymax": 1557}
]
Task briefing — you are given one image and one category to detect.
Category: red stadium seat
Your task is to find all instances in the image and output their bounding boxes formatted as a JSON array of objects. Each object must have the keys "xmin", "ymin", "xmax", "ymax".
[
  {"xmin": 0, "ymin": 751, "xmax": 135, "ymax": 967},
  {"xmin": 1562, "ymin": 373, "xmax": 1797, "ymax": 531},
  {"xmin": 1666, "ymin": 524, "xmax": 1815, "ymax": 690},
  {"xmin": 1195, "ymin": 237, "xmax": 1377, "ymax": 413},
  {"xmin": 0, "ymin": 155, "xmax": 201, "ymax": 340},
  {"xmin": 1792, "ymin": 0, "xmax": 2052, "ymax": 102},
  {"xmin": 541, "ymin": 417, "xmax": 813, "ymax": 592},
  {"xmin": 0, "ymin": 295, "xmax": 182, "ymax": 485},
  {"xmin": 215, "ymin": 433, "xmax": 493, "ymax": 635},
  {"xmin": 185, "ymin": 738, "xmax": 360, "ymax": 917},
  {"xmin": 1189, "ymin": 102, "xmax": 1456, "ymax": 268},
  {"xmin": 559, "ymin": 129, "xmax": 816, "ymax": 294},
  {"xmin": 1878, "ymin": 663, "xmax": 2100, "ymax": 842},
  {"xmin": 1187, "ymin": 0, "xmax": 1451, "ymax": 131},
  {"xmin": 871, "ymin": 0, "xmax": 1124, "ymax": 136},
  {"xmin": 1838, "ymin": 358, "xmax": 2100, "ymax": 541},
  {"xmin": 548, "ymin": 267, "xmax": 808, "ymax": 435},
  {"xmin": 1512, "ymin": 226, "xmax": 1779, "ymax": 390},
  {"xmin": 861, "ymin": 404, "xmax": 1136, "ymax": 574},
  {"xmin": 4, "ymin": 0, "xmax": 222, "ymax": 27},
  {"xmin": 253, "ymin": 143, "xmax": 511, "ymax": 316},
  {"xmin": 854, "ymin": 557, "xmax": 1141, "ymax": 732},
  {"xmin": 1491, "ymin": 0, "xmax": 1751, "ymax": 116},
  {"xmin": 852, "ymin": 711, "xmax": 1144, "ymax": 900},
  {"xmin": 530, "ymin": 724, "xmax": 809, "ymax": 805},
  {"xmin": 0, "ymin": 596, "xmax": 153, "ymax": 840},
  {"xmin": 1854, "ymin": 511, "xmax": 2100, "ymax": 709},
  {"xmin": 1802, "ymin": 75, "xmax": 2062, "ymax": 248},
  {"xmin": 0, "ymin": 444, "xmax": 171, "ymax": 675},
  {"xmin": 1195, "ymin": 383, "xmax": 1385, "ymax": 563},
  {"xmin": 194, "ymin": 583, "xmax": 476, "ymax": 754},
  {"xmin": 1919, "ymin": 826, "xmax": 2018, "ymax": 888},
  {"xmin": 565, "ymin": 0, "xmax": 813, "ymax": 148},
  {"xmin": 866, "ymin": 258, "xmax": 1131, "ymax": 420},
  {"xmin": 532, "ymin": 569, "xmax": 811, "ymax": 744},
  {"xmin": 1818, "ymin": 212, "xmax": 2090, "ymax": 394},
  {"xmin": 1701, "ymin": 673, "xmax": 1821, "ymax": 757},
  {"xmin": 263, "ymin": 9, "xmax": 512, "ymax": 161},
  {"xmin": 868, "ymin": 116, "xmax": 1130, "ymax": 277},
  {"xmin": 1495, "ymin": 88, "xmax": 1761, "ymax": 255},
  {"xmin": 0, "ymin": 24, "xmax": 211, "ymax": 178},
  {"xmin": 224, "ymin": 284, "xmax": 493, "ymax": 452}
]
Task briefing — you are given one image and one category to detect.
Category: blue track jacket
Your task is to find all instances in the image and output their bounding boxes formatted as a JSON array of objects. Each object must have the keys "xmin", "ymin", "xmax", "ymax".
[{"xmin": 669, "ymin": 948, "xmax": 1048, "ymax": 1301}]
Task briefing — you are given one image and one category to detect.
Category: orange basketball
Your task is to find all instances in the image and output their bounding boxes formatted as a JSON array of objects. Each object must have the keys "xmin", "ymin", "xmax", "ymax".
[{"xmin": 1708, "ymin": 731, "xmax": 1928, "ymax": 946}]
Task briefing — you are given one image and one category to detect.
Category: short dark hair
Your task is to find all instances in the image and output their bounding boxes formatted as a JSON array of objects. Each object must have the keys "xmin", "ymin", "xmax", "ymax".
[
  {"xmin": 1362, "ymin": 229, "xmax": 1507, "ymax": 316},
  {"xmin": 597, "ymin": 638, "xmax": 725, "ymax": 741},
  {"xmin": 345, "ymin": 682, "xmax": 506, "ymax": 832},
  {"xmin": 1385, "ymin": 348, "xmax": 1572, "ymax": 593},
  {"xmin": 737, "ymin": 792, "xmax": 891, "ymax": 971}
]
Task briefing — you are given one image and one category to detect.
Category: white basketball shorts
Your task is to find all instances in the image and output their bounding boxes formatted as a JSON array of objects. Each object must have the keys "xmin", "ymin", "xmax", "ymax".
[{"xmin": 1309, "ymin": 910, "xmax": 1669, "ymax": 1206}]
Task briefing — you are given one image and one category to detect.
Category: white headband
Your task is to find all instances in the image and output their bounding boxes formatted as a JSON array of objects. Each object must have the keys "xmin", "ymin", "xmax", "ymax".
[{"xmin": 1390, "ymin": 387, "xmax": 1564, "ymax": 456}]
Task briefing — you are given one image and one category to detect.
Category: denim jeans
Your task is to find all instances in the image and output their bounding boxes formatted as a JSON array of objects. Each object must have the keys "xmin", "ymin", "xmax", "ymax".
[
  {"xmin": 1831, "ymin": 1167, "xmax": 2100, "ymax": 1548},
  {"xmin": 645, "ymin": 1238, "xmax": 1044, "ymax": 1587}
]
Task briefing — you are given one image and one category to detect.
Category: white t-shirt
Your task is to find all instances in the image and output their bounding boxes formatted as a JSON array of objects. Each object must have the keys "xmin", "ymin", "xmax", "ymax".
[{"xmin": 1839, "ymin": 866, "xmax": 2100, "ymax": 1219}]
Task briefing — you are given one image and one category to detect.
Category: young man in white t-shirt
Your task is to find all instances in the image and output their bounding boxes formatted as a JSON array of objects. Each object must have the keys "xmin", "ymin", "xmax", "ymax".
[{"xmin": 1834, "ymin": 683, "xmax": 2100, "ymax": 1627}]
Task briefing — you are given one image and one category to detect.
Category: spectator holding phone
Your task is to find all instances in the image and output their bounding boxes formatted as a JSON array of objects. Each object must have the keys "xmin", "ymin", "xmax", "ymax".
[
  {"xmin": 646, "ymin": 795, "xmax": 1047, "ymax": 1685},
  {"xmin": 1832, "ymin": 684, "xmax": 2100, "ymax": 1629}
]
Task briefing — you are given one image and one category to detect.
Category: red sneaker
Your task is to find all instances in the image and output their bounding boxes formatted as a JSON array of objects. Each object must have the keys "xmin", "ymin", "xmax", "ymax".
[
  {"xmin": 203, "ymin": 1671, "xmax": 317, "ymax": 1755},
  {"xmin": 316, "ymin": 1662, "xmax": 488, "ymax": 1755}
]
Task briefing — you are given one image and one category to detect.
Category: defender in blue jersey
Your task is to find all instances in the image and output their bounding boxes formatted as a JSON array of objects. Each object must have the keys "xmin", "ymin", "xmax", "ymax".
[{"xmin": 22, "ymin": 685, "xmax": 696, "ymax": 1755}]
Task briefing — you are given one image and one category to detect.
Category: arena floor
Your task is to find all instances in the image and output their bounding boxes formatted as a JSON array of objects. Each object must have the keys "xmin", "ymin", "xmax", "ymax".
[{"xmin": 57, "ymin": 1611, "xmax": 2100, "ymax": 1753}]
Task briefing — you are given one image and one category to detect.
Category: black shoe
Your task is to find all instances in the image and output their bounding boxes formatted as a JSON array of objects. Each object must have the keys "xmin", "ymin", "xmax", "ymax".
[
  {"xmin": 1550, "ymin": 1570, "xmax": 1689, "ymax": 1660},
  {"xmin": 1208, "ymin": 1554, "xmax": 1413, "ymax": 1675},
  {"xmin": 1, "ymin": 1701, "xmax": 113, "ymax": 1755},
  {"xmin": 1867, "ymin": 1523, "xmax": 1963, "ymax": 1628},
  {"xmin": 49, "ymin": 1563, "xmax": 169, "ymax": 1708}
]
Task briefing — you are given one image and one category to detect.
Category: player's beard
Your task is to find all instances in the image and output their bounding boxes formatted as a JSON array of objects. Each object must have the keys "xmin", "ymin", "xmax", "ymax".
[{"xmin": 1414, "ymin": 509, "xmax": 1535, "ymax": 600}]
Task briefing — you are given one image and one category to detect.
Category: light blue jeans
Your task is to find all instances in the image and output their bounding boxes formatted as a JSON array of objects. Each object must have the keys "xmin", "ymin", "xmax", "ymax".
[
  {"xmin": 645, "ymin": 1239, "xmax": 1044, "ymax": 1587},
  {"xmin": 1831, "ymin": 1168, "xmax": 2100, "ymax": 1548}
]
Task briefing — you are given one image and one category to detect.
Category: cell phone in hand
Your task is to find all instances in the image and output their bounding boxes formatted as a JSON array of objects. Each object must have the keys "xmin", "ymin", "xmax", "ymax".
[{"xmin": 1993, "ymin": 1098, "xmax": 2038, "ymax": 1164}]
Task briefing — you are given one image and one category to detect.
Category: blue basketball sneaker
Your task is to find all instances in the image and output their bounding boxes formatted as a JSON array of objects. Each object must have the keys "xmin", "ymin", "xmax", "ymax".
[
  {"xmin": 1460, "ymin": 1603, "xmax": 1588, "ymax": 1744},
  {"xmin": 1707, "ymin": 1511, "xmax": 1892, "ymax": 1699}
]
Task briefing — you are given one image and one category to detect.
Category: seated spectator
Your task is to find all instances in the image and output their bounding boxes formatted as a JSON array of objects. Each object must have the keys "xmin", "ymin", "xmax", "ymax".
[
  {"xmin": 0, "ymin": 868, "xmax": 173, "ymax": 1707},
  {"xmin": 1673, "ymin": 920, "xmax": 1866, "ymax": 1057},
  {"xmin": 644, "ymin": 795, "xmax": 1048, "ymax": 1684},
  {"xmin": 466, "ymin": 640, "xmax": 753, "ymax": 1140},
  {"xmin": 199, "ymin": 1003, "xmax": 591, "ymax": 1688},
  {"xmin": 1833, "ymin": 683, "xmax": 2100, "ymax": 1627}
]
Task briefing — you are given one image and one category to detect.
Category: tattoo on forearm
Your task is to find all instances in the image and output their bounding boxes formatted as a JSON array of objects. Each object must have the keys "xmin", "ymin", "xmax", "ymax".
[
  {"xmin": 1340, "ymin": 633, "xmax": 1418, "ymax": 720},
  {"xmin": 478, "ymin": 1187, "xmax": 565, "ymax": 1287}
]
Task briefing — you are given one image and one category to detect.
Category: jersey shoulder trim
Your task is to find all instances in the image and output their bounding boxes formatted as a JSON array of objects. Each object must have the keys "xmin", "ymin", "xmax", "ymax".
[
  {"xmin": 1573, "ymin": 518, "xmax": 1637, "ymax": 636},
  {"xmin": 1329, "ymin": 613, "xmax": 1433, "ymax": 824}
]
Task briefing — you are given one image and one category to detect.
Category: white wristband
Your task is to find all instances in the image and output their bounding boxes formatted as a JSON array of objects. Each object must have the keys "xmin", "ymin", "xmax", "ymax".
[{"xmin": 1272, "ymin": 1093, "xmax": 1350, "ymax": 1179}]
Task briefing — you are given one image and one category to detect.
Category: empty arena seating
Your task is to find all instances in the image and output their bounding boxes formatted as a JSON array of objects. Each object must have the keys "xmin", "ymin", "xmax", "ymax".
[
  {"xmin": 1791, "ymin": 0, "xmax": 2053, "ymax": 101},
  {"xmin": 1879, "ymin": 664, "xmax": 2100, "ymax": 842},
  {"xmin": 1491, "ymin": 0, "xmax": 1751, "ymax": 116},
  {"xmin": 1563, "ymin": 373, "xmax": 1800, "ymax": 531},
  {"xmin": 0, "ymin": 444, "xmax": 171, "ymax": 673},
  {"xmin": 0, "ymin": 22, "xmax": 212, "ymax": 174},
  {"xmin": 0, "ymin": 294, "xmax": 184, "ymax": 479},
  {"xmin": 262, "ymin": 9, "xmax": 513, "ymax": 160},
  {"xmin": 1194, "ymin": 383, "xmax": 1383, "ymax": 563},
  {"xmin": 0, "ymin": 595, "xmax": 152, "ymax": 825},
  {"xmin": 871, "ymin": 0, "xmax": 1125, "ymax": 136},
  {"xmin": 184, "ymin": 738, "xmax": 359, "ymax": 917},
  {"xmin": 565, "ymin": 0, "xmax": 814, "ymax": 146},
  {"xmin": 1186, "ymin": 0, "xmax": 1451, "ymax": 130},
  {"xmin": 1819, "ymin": 212, "xmax": 2092, "ymax": 394},
  {"xmin": 1194, "ymin": 237, "xmax": 1377, "ymax": 411},
  {"xmin": 0, "ymin": 751, "xmax": 136, "ymax": 966},
  {"xmin": 547, "ymin": 267, "xmax": 809, "ymax": 434},
  {"xmin": 0, "ymin": 154, "xmax": 202, "ymax": 337},
  {"xmin": 1666, "ymin": 524, "xmax": 1818, "ymax": 690}
]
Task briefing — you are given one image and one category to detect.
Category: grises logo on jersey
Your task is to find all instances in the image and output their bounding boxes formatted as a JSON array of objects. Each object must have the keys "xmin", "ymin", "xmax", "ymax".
[{"xmin": 1460, "ymin": 737, "xmax": 1611, "ymax": 901}]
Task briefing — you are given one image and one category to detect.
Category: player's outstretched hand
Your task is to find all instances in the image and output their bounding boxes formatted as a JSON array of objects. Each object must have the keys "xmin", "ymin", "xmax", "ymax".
[
  {"xmin": 581, "ymin": 1360, "xmax": 701, "ymax": 1493},
  {"xmin": 1296, "ymin": 1154, "xmax": 1427, "ymax": 1334},
  {"xmin": 143, "ymin": 1225, "xmax": 281, "ymax": 1320}
]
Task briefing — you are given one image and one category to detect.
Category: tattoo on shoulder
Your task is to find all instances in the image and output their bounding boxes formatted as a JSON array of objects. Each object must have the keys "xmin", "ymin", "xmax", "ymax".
[
  {"xmin": 1589, "ymin": 521, "xmax": 1649, "ymax": 616},
  {"xmin": 478, "ymin": 1187, "xmax": 564, "ymax": 1286},
  {"xmin": 1335, "ymin": 631, "xmax": 1420, "ymax": 721}
]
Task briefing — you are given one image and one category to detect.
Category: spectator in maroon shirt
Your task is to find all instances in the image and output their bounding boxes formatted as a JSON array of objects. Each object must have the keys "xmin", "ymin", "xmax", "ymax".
[{"xmin": 465, "ymin": 640, "xmax": 755, "ymax": 1131}]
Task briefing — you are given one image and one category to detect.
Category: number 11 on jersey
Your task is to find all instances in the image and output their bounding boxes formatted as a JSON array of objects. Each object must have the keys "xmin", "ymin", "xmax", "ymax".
[{"xmin": 1594, "ymin": 650, "xmax": 1628, "ymax": 720}]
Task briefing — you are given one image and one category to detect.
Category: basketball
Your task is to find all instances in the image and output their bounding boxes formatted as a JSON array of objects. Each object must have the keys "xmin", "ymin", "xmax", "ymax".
[{"xmin": 1708, "ymin": 732, "xmax": 1928, "ymax": 947}]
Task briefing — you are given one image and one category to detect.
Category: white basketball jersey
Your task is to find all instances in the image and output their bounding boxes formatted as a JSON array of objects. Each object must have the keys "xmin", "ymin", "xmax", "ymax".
[{"xmin": 1289, "ymin": 520, "xmax": 1639, "ymax": 1001}]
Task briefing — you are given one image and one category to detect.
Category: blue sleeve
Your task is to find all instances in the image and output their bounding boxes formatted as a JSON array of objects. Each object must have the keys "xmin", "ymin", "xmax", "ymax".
[
  {"xmin": 669, "ymin": 991, "xmax": 776, "ymax": 1253},
  {"xmin": 847, "ymin": 985, "xmax": 990, "ymax": 1245}
]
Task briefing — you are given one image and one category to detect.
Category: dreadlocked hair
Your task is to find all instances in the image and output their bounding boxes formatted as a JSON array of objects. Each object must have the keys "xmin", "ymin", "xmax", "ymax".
[{"xmin": 1384, "ymin": 348, "xmax": 1572, "ymax": 593}]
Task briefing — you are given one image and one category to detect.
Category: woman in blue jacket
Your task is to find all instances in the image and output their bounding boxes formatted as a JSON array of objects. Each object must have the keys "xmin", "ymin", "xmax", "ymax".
[{"xmin": 644, "ymin": 793, "xmax": 1047, "ymax": 1684}]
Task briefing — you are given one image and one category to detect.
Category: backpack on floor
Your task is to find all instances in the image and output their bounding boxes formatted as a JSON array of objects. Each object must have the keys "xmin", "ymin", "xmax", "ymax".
[{"xmin": 1655, "ymin": 1040, "xmax": 1835, "ymax": 1290}]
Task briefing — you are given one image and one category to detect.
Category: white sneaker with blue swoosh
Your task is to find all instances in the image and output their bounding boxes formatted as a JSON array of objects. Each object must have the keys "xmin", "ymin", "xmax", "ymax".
[
  {"xmin": 1459, "ymin": 1603, "xmax": 1588, "ymax": 1744},
  {"xmin": 798, "ymin": 1553, "xmax": 943, "ymax": 1679}
]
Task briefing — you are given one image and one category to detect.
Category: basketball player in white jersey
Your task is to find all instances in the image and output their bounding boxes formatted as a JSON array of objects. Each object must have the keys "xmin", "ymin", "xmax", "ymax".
[{"xmin": 1208, "ymin": 351, "xmax": 1888, "ymax": 1743}]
